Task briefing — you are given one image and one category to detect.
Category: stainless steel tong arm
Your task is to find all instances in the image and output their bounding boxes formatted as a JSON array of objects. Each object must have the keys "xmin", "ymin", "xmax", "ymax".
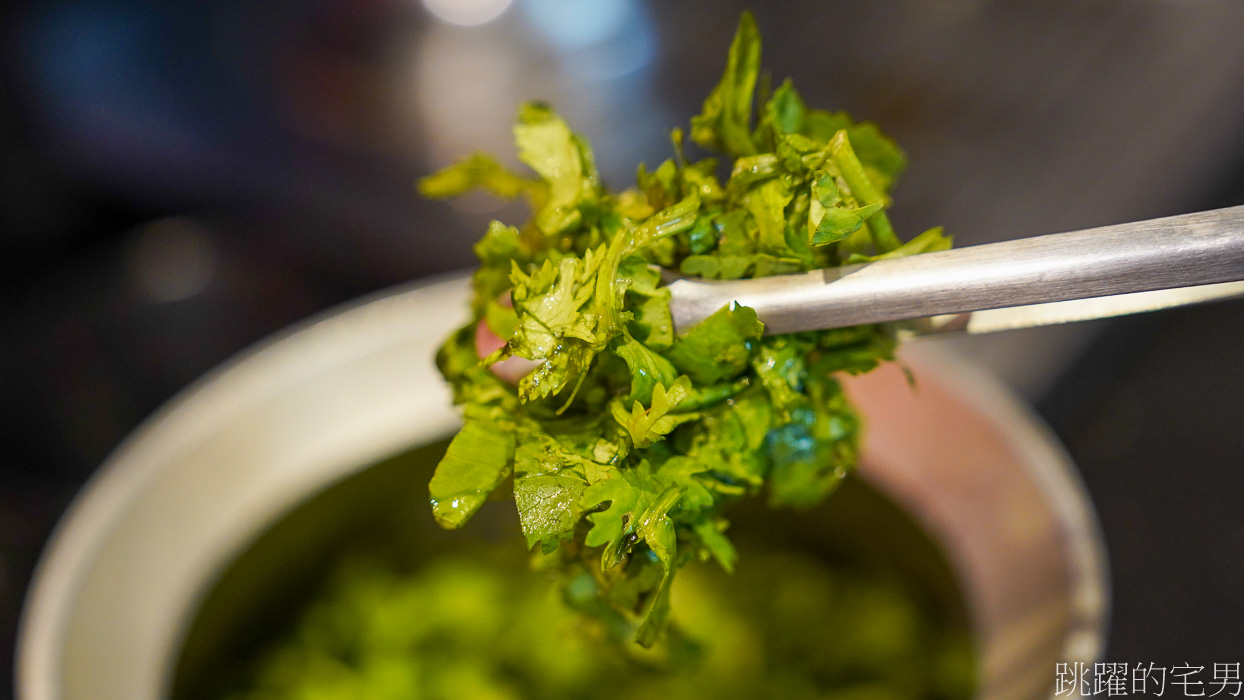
[{"xmin": 666, "ymin": 206, "xmax": 1244, "ymax": 336}]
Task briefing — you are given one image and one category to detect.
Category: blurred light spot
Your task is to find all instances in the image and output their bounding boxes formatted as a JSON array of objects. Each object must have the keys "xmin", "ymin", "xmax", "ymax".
[
  {"xmin": 521, "ymin": 0, "xmax": 630, "ymax": 49},
  {"xmin": 421, "ymin": 0, "xmax": 513, "ymax": 26},
  {"xmin": 410, "ymin": 26, "xmax": 519, "ymax": 163},
  {"xmin": 128, "ymin": 218, "xmax": 217, "ymax": 302},
  {"xmin": 402, "ymin": 0, "xmax": 664, "ymax": 193},
  {"xmin": 564, "ymin": 24, "xmax": 654, "ymax": 83},
  {"xmin": 521, "ymin": 0, "xmax": 654, "ymax": 82}
]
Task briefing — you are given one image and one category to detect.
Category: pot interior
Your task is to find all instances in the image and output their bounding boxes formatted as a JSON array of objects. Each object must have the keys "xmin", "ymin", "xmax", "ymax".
[{"xmin": 171, "ymin": 438, "xmax": 976, "ymax": 700}]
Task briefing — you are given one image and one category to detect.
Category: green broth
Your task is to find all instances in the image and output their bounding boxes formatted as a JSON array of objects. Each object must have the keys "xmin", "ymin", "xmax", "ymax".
[{"xmin": 172, "ymin": 441, "xmax": 974, "ymax": 700}]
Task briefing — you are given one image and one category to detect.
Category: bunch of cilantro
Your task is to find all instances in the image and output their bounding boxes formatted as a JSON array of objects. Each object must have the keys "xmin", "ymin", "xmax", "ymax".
[{"xmin": 420, "ymin": 12, "xmax": 951, "ymax": 647}]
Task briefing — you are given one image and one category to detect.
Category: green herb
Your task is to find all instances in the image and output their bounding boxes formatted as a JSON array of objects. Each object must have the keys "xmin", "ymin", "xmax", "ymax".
[
  {"xmin": 422, "ymin": 12, "xmax": 950, "ymax": 646},
  {"xmin": 227, "ymin": 549, "xmax": 974, "ymax": 700}
]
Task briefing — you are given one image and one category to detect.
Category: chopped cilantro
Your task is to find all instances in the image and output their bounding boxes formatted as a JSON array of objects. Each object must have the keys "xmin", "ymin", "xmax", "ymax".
[
  {"xmin": 225, "ymin": 549, "xmax": 975, "ymax": 700},
  {"xmin": 422, "ymin": 12, "xmax": 951, "ymax": 645}
]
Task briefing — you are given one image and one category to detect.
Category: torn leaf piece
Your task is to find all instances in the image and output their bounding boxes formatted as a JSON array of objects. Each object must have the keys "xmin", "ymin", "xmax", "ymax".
[
  {"xmin": 505, "ymin": 250, "xmax": 609, "ymax": 402},
  {"xmin": 429, "ymin": 420, "xmax": 515, "ymax": 529},
  {"xmin": 668, "ymin": 303, "xmax": 764, "ymax": 385},
  {"xmin": 632, "ymin": 485, "xmax": 681, "ymax": 646},
  {"xmin": 418, "ymin": 152, "xmax": 542, "ymax": 202},
  {"xmin": 514, "ymin": 103, "xmax": 598, "ymax": 236},
  {"xmin": 515, "ymin": 472, "xmax": 587, "ymax": 553},
  {"xmin": 808, "ymin": 173, "xmax": 882, "ymax": 246},
  {"xmin": 610, "ymin": 377, "xmax": 700, "ymax": 448},
  {"xmin": 690, "ymin": 11, "xmax": 761, "ymax": 158},
  {"xmin": 846, "ymin": 226, "xmax": 953, "ymax": 264}
]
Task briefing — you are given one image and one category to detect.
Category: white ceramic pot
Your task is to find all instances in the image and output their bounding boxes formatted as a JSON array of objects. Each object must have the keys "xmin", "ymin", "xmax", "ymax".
[{"xmin": 16, "ymin": 273, "xmax": 1108, "ymax": 700}]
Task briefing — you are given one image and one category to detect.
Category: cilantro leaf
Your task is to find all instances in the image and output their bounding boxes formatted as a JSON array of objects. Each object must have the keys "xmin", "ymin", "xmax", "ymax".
[
  {"xmin": 514, "ymin": 102, "xmax": 598, "ymax": 236},
  {"xmin": 693, "ymin": 518, "xmax": 738, "ymax": 573},
  {"xmin": 679, "ymin": 253, "xmax": 804, "ymax": 280},
  {"xmin": 467, "ymin": 221, "xmax": 528, "ymax": 316},
  {"xmin": 581, "ymin": 473, "xmax": 641, "ymax": 551},
  {"xmin": 690, "ymin": 11, "xmax": 761, "ymax": 157},
  {"xmin": 622, "ymin": 260, "xmax": 674, "ymax": 349},
  {"xmin": 504, "ymin": 252, "xmax": 608, "ymax": 402},
  {"xmin": 514, "ymin": 472, "xmax": 587, "ymax": 553},
  {"xmin": 612, "ymin": 337, "xmax": 678, "ymax": 406},
  {"xmin": 428, "ymin": 420, "xmax": 514, "ymax": 529},
  {"xmin": 808, "ymin": 173, "xmax": 882, "ymax": 246},
  {"xmin": 423, "ymin": 12, "xmax": 949, "ymax": 647},
  {"xmin": 417, "ymin": 152, "xmax": 541, "ymax": 201},
  {"xmin": 828, "ymin": 129, "xmax": 901, "ymax": 253},
  {"xmin": 745, "ymin": 178, "xmax": 794, "ymax": 254},
  {"xmin": 610, "ymin": 376, "xmax": 700, "ymax": 449},
  {"xmin": 667, "ymin": 303, "xmax": 763, "ymax": 384},
  {"xmin": 845, "ymin": 226, "xmax": 953, "ymax": 264},
  {"xmin": 760, "ymin": 79, "xmax": 805, "ymax": 141},
  {"xmin": 631, "ymin": 484, "xmax": 681, "ymax": 645}
]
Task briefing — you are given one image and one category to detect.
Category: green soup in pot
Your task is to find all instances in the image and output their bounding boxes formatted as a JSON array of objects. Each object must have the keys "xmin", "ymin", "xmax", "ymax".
[{"xmin": 172, "ymin": 440, "xmax": 975, "ymax": 700}]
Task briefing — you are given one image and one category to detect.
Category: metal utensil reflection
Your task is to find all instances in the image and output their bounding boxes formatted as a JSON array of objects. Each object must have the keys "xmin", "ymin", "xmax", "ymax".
[{"xmin": 667, "ymin": 206, "xmax": 1244, "ymax": 336}]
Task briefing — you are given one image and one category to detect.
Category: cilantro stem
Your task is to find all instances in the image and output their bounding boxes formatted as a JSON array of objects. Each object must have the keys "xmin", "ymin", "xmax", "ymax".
[
  {"xmin": 425, "ymin": 12, "xmax": 935, "ymax": 648},
  {"xmin": 829, "ymin": 130, "xmax": 901, "ymax": 253}
]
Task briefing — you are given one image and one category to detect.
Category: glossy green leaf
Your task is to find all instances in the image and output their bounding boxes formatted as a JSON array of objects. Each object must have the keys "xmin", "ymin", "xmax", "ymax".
[
  {"xmin": 428, "ymin": 421, "xmax": 514, "ymax": 529},
  {"xmin": 418, "ymin": 153, "xmax": 540, "ymax": 201},
  {"xmin": 423, "ymin": 12, "xmax": 951, "ymax": 647},
  {"xmin": 514, "ymin": 472, "xmax": 587, "ymax": 552},
  {"xmin": 690, "ymin": 11, "xmax": 761, "ymax": 157},
  {"xmin": 667, "ymin": 303, "xmax": 763, "ymax": 384}
]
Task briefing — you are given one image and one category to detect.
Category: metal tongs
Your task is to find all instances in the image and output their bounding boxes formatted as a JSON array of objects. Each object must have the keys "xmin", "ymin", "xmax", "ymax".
[{"xmin": 667, "ymin": 206, "xmax": 1244, "ymax": 338}]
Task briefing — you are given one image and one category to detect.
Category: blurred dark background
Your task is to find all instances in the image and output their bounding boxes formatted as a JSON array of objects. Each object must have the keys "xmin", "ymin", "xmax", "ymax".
[{"xmin": 2, "ymin": 0, "xmax": 1243, "ymax": 695}]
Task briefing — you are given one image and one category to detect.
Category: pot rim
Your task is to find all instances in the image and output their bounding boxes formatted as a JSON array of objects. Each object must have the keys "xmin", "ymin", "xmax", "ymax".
[
  {"xmin": 14, "ymin": 271, "xmax": 1109, "ymax": 700},
  {"xmin": 16, "ymin": 272, "xmax": 468, "ymax": 699}
]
